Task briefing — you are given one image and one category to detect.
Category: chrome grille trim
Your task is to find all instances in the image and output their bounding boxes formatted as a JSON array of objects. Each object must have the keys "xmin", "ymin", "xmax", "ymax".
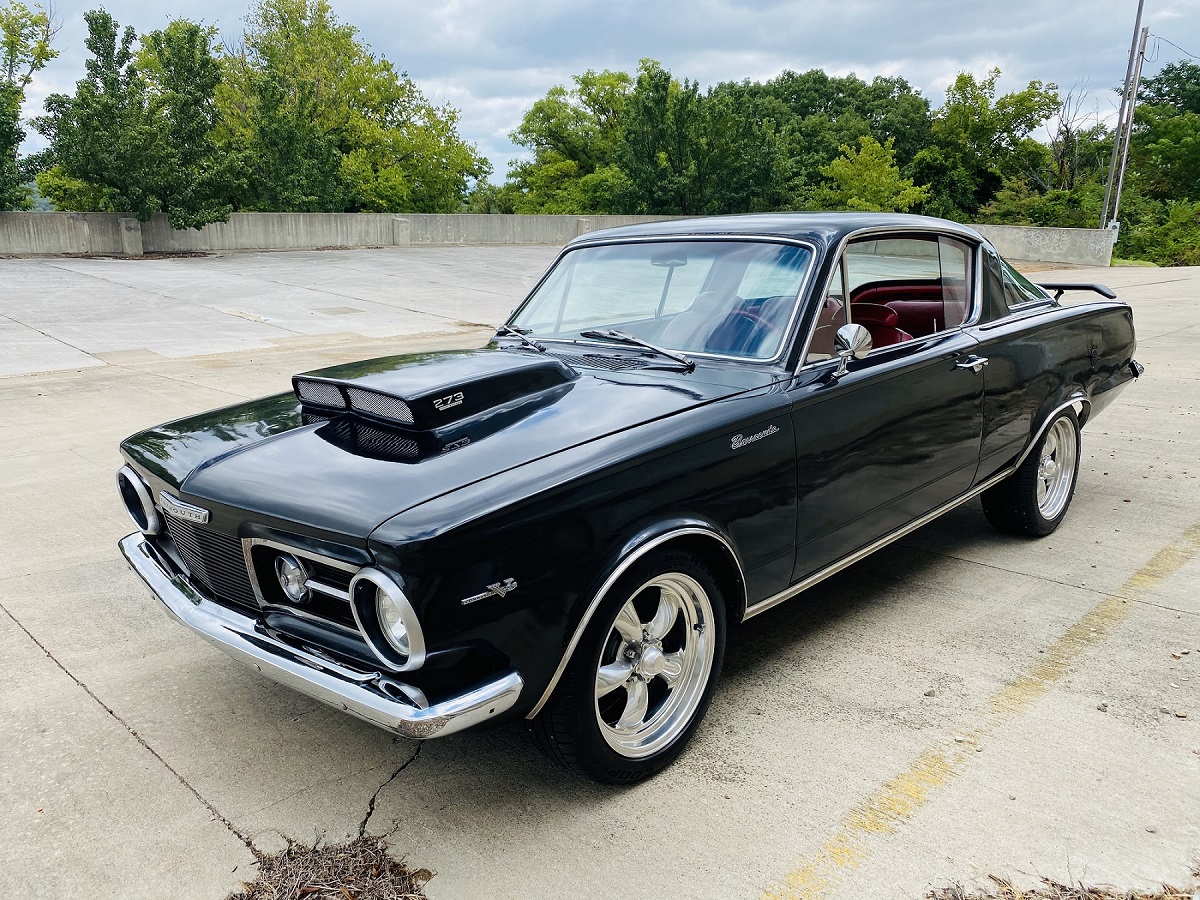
[
  {"xmin": 163, "ymin": 516, "xmax": 257, "ymax": 609},
  {"xmin": 242, "ymin": 538, "xmax": 360, "ymax": 630}
]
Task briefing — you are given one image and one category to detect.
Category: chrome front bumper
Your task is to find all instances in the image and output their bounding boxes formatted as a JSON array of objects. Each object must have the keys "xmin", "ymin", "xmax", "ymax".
[{"xmin": 119, "ymin": 533, "xmax": 523, "ymax": 739}]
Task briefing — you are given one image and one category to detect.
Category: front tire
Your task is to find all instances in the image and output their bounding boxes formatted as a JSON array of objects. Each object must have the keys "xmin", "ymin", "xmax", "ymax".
[
  {"xmin": 532, "ymin": 549, "xmax": 726, "ymax": 784},
  {"xmin": 982, "ymin": 409, "xmax": 1081, "ymax": 536}
]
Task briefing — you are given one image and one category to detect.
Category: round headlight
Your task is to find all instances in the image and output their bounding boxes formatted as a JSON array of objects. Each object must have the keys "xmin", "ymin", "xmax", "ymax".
[
  {"xmin": 275, "ymin": 554, "xmax": 310, "ymax": 603},
  {"xmin": 116, "ymin": 464, "xmax": 161, "ymax": 536},
  {"xmin": 377, "ymin": 591, "xmax": 410, "ymax": 655},
  {"xmin": 349, "ymin": 567, "xmax": 425, "ymax": 672}
]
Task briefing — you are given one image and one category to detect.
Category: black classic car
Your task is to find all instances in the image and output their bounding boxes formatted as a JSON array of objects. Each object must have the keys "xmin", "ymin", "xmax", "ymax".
[{"xmin": 118, "ymin": 214, "xmax": 1141, "ymax": 782}]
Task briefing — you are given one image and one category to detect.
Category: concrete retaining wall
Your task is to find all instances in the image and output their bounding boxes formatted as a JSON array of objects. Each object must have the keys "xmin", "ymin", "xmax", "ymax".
[
  {"xmin": 1, "ymin": 211, "xmax": 1114, "ymax": 266},
  {"xmin": 971, "ymin": 224, "xmax": 1114, "ymax": 267}
]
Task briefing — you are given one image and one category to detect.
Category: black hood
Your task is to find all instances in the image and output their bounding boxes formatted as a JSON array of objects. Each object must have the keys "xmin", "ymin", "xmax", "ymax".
[{"xmin": 124, "ymin": 347, "xmax": 783, "ymax": 541}]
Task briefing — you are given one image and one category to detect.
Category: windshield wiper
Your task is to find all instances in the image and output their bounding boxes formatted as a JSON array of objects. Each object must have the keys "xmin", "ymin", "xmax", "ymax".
[
  {"xmin": 579, "ymin": 329, "xmax": 695, "ymax": 371},
  {"xmin": 495, "ymin": 323, "xmax": 546, "ymax": 352}
]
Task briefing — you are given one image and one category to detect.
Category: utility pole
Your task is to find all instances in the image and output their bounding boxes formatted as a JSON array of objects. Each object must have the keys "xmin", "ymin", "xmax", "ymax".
[
  {"xmin": 1100, "ymin": 0, "xmax": 1147, "ymax": 233},
  {"xmin": 1112, "ymin": 26, "xmax": 1150, "ymax": 225}
]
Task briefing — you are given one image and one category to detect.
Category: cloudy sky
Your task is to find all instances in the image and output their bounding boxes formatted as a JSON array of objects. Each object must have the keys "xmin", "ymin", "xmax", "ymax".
[{"xmin": 20, "ymin": 0, "xmax": 1200, "ymax": 181}]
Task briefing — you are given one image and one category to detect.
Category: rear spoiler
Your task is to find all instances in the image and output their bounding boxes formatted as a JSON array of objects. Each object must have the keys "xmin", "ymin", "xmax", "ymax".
[{"xmin": 1036, "ymin": 283, "xmax": 1117, "ymax": 301}]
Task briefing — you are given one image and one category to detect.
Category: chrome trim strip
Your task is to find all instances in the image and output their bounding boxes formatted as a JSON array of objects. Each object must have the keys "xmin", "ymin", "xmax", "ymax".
[
  {"xmin": 743, "ymin": 394, "xmax": 1091, "ymax": 620},
  {"xmin": 526, "ymin": 525, "xmax": 744, "ymax": 719},
  {"xmin": 117, "ymin": 464, "xmax": 162, "ymax": 536},
  {"xmin": 505, "ymin": 235, "xmax": 821, "ymax": 367},
  {"xmin": 120, "ymin": 533, "xmax": 521, "ymax": 739}
]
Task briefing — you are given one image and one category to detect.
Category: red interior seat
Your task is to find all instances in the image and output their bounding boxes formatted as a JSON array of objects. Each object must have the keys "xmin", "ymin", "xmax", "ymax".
[
  {"xmin": 884, "ymin": 300, "xmax": 946, "ymax": 337},
  {"xmin": 850, "ymin": 303, "xmax": 912, "ymax": 348}
]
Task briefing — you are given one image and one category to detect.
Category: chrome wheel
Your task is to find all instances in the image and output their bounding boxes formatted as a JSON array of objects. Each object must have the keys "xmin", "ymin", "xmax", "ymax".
[
  {"xmin": 1036, "ymin": 417, "xmax": 1078, "ymax": 519},
  {"xmin": 593, "ymin": 573, "xmax": 716, "ymax": 759}
]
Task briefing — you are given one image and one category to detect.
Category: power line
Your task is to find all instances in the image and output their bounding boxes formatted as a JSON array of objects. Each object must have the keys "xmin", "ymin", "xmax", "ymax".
[{"xmin": 1152, "ymin": 35, "xmax": 1200, "ymax": 61}]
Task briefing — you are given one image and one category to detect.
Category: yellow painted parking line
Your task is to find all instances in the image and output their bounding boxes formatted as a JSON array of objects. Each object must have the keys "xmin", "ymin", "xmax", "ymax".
[{"xmin": 763, "ymin": 522, "xmax": 1200, "ymax": 900}]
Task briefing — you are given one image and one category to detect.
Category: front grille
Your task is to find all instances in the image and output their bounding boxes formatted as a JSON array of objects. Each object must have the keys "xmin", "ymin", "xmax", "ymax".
[
  {"xmin": 164, "ymin": 516, "xmax": 257, "ymax": 609},
  {"xmin": 549, "ymin": 351, "xmax": 649, "ymax": 371}
]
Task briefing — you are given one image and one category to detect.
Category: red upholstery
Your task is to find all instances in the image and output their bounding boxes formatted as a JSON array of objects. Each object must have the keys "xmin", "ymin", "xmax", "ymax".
[
  {"xmin": 863, "ymin": 323, "xmax": 913, "ymax": 347},
  {"xmin": 852, "ymin": 282, "xmax": 943, "ymax": 305},
  {"xmin": 885, "ymin": 300, "xmax": 945, "ymax": 337},
  {"xmin": 849, "ymin": 303, "xmax": 900, "ymax": 326},
  {"xmin": 850, "ymin": 303, "xmax": 912, "ymax": 347}
]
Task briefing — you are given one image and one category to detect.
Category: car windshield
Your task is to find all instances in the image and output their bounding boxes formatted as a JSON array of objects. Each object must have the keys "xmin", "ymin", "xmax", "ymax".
[{"xmin": 509, "ymin": 240, "xmax": 813, "ymax": 360}]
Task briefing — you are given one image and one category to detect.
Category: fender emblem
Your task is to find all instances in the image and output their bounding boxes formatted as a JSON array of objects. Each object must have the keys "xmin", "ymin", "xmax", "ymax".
[
  {"xmin": 461, "ymin": 577, "xmax": 518, "ymax": 606},
  {"xmin": 730, "ymin": 425, "xmax": 779, "ymax": 450}
]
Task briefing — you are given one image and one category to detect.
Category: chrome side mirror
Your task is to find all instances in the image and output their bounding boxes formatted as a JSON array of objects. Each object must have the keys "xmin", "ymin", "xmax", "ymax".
[{"xmin": 831, "ymin": 323, "xmax": 872, "ymax": 378}]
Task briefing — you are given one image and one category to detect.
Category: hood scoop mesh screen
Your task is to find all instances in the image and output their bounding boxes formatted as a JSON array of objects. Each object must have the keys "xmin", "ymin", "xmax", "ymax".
[{"xmin": 295, "ymin": 379, "xmax": 415, "ymax": 426}]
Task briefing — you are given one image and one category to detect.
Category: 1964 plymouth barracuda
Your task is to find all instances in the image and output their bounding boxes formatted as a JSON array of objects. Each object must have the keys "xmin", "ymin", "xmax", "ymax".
[{"xmin": 117, "ymin": 213, "xmax": 1141, "ymax": 782}]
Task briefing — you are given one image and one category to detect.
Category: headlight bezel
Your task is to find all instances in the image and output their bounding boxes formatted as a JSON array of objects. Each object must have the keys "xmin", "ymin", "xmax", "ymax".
[
  {"xmin": 116, "ymin": 464, "xmax": 162, "ymax": 536},
  {"xmin": 349, "ymin": 567, "xmax": 426, "ymax": 672}
]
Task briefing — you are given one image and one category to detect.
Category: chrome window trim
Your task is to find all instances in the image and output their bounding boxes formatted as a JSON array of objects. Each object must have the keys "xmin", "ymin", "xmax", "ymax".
[
  {"xmin": 504, "ymin": 235, "xmax": 821, "ymax": 367},
  {"xmin": 117, "ymin": 464, "xmax": 162, "ymax": 536},
  {"xmin": 742, "ymin": 394, "xmax": 1090, "ymax": 620},
  {"xmin": 794, "ymin": 227, "xmax": 987, "ymax": 374},
  {"xmin": 526, "ymin": 525, "xmax": 745, "ymax": 720}
]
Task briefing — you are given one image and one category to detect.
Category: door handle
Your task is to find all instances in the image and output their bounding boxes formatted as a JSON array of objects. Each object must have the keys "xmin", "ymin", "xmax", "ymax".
[{"xmin": 955, "ymin": 355, "xmax": 989, "ymax": 374}]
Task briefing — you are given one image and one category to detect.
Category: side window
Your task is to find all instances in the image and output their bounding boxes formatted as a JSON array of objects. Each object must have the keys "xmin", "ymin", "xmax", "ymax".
[
  {"xmin": 805, "ymin": 259, "xmax": 849, "ymax": 363},
  {"xmin": 844, "ymin": 237, "xmax": 940, "ymax": 348},
  {"xmin": 938, "ymin": 237, "xmax": 974, "ymax": 328},
  {"xmin": 1000, "ymin": 259, "xmax": 1051, "ymax": 309}
]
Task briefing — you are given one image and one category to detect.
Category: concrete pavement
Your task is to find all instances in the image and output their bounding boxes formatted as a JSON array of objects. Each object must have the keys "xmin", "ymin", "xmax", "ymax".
[{"xmin": 0, "ymin": 249, "xmax": 1196, "ymax": 899}]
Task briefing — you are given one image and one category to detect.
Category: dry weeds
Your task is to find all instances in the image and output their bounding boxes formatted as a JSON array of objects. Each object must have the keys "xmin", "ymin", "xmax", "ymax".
[
  {"xmin": 929, "ymin": 869, "xmax": 1200, "ymax": 900},
  {"xmin": 227, "ymin": 836, "xmax": 431, "ymax": 900}
]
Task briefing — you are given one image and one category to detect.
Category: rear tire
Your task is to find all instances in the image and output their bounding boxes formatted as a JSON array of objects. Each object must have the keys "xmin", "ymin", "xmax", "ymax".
[
  {"xmin": 532, "ymin": 549, "xmax": 726, "ymax": 784},
  {"xmin": 982, "ymin": 409, "xmax": 1081, "ymax": 537}
]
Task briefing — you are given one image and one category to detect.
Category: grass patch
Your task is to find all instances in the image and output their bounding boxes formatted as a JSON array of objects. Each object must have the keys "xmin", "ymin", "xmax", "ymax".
[
  {"xmin": 929, "ymin": 869, "xmax": 1199, "ymax": 900},
  {"xmin": 228, "ymin": 836, "xmax": 431, "ymax": 900},
  {"xmin": 1111, "ymin": 257, "xmax": 1160, "ymax": 267}
]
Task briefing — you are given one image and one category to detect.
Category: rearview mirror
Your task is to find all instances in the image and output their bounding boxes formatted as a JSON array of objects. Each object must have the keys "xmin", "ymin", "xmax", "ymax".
[
  {"xmin": 651, "ymin": 248, "xmax": 687, "ymax": 268},
  {"xmin": 831, "ymin": 323, "xmax": 872, "ymax": 378}
]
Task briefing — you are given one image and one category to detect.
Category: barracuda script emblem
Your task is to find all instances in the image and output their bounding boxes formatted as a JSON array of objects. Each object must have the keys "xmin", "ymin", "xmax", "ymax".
[
  {"xmin": 461, "ymin": 577, "xmax": 518, "ymax": 606},
  {"xmin": 730, "ymin": 425, "xmax": 779, "ymax": 450}
]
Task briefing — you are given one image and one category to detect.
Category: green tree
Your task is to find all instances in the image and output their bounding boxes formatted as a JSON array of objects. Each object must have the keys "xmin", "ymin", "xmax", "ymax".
[
  {"xmin": 0, "ymin": 1, "xmax": 55, "ymax": 209},
  {"xmin": 35, "ymin": 11, "xmax": 232, "ymax": 227},
  {"xmin": 923, "ymin": 69, "xmax": 1059, "ymax": 218},
  {"xmin": 219, "ymin": 0, "xmax": 488, "ymax": 212},
  {"xmin": 137, "ymin": 20, "xmax": 234, "ymax": 227},
  {"xmin": 506, "ymin": 68, "xmax": 634, "ymax": 213},
  {"xmin": 806, "ymin": 135, "xmax": 930, "ymax": 212},
  {"xmin": 35, "ymin": 10, "xmax": 159, "ymax": 217}
]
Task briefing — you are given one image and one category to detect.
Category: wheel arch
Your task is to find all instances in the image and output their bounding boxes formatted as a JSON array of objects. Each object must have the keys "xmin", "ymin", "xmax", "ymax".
[
  {"xmin": 525, "ymin": 518, "xmax": 746, "ymax": 719},
  {"xmin": 1015, "ymin": 391, "xmax": 1090, "ymax": 471}
]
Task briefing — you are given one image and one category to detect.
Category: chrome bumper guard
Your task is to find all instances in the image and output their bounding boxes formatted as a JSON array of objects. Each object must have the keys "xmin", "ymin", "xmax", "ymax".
[{"xmin": 119, "ymin": 533, "xmax": 523, "ymax": 739}]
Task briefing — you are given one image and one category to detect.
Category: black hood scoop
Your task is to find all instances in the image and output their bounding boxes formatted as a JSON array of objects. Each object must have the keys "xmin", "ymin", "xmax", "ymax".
[{"xmin": 293, "ymin": 349, "xmax": 577, "ymax": 433}]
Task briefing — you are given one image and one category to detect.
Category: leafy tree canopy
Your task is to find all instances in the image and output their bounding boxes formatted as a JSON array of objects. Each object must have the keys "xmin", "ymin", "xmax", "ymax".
[{"xmin": 1, "ymin": 0, "xmax": 55, "ymax": 209}]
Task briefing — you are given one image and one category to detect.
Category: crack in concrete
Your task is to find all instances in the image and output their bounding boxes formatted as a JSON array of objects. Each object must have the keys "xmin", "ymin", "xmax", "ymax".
[
  {"xmin": 0, "ymin": 599, "xmax": 261, "ymax": 858},
  {"xmin": 358, "ymin": 744, "xmax": 422, "ymax": 839}
]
